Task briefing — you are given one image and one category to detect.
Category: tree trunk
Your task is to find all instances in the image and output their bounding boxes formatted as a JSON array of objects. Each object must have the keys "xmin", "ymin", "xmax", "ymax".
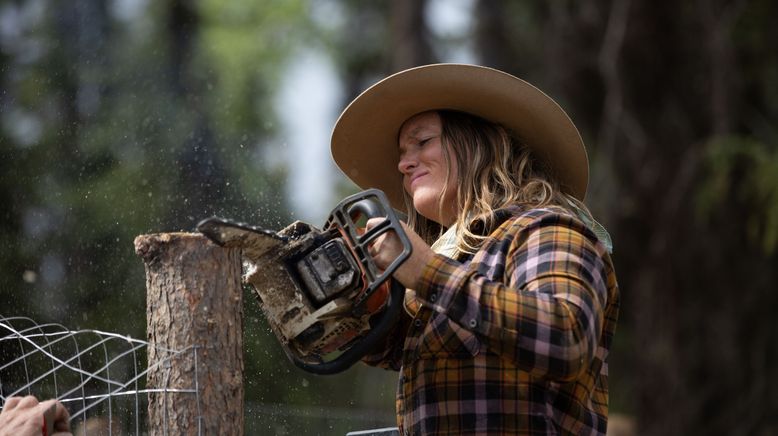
[
  {"xmin": 134, "ymin": 232, "xmax": 244, "ymax": 436},
  {"xmin": 390, "ymin": 0, "xmax": 433, "ymax": 70}
]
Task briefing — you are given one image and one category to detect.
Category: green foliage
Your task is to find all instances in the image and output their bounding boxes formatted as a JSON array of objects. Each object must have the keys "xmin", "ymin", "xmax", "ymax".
[
  {"xmin": 0, "ymin": 0, "xmax": 309, "ymax": 324},
  {"xmin": 697, "ymin": 135, "xmax": 778, "ymax": 254},
  {"xmin": 199, "ymin": 0, "xmax": 310, "ymax": 135}
]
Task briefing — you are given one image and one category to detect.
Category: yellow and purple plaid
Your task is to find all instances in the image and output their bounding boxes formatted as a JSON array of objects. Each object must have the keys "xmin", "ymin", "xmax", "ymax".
[{"xmin": 363, "ymin": 206, "xmax": 620, "ymax": 435}]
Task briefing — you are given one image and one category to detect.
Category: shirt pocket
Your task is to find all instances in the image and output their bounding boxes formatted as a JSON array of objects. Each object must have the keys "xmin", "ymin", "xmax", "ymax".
[{"xmin": 417, "ymin": 312, "xmax": 482, "ymax": 358}]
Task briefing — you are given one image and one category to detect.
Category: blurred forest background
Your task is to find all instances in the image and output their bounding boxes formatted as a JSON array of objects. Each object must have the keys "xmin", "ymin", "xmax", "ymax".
[{"xmin": 1, "ymin": 0, "xmax": 777, "ymax": 434}]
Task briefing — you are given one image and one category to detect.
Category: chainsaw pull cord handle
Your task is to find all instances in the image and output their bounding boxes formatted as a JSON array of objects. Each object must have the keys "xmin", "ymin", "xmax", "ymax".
[{"xmin": 290, "ymin": 189, "xmax": 411, "ymax": 375}]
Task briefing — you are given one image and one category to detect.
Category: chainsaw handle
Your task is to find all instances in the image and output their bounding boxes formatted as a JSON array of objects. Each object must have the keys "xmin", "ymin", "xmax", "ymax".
[
  {"xmin": 288, "ymin": 279, "xmax": 405, "ymax": 375},
  {"xmin": 347, "ymin": 197, "xmax": 383, "ymax": 221},
  {"xmin": 324, "ymin": 189, "xmax": 412, "ymax": 308}
]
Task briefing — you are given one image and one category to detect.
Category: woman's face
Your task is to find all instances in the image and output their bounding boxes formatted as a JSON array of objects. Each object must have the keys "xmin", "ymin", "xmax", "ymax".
[{"xmin": 397, "ymin": 111, "xmax": 458, "ymax": 227}]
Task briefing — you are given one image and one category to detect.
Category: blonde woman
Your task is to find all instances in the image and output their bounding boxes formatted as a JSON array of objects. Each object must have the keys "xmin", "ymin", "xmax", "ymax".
[{"xmin": 332, "ymin": 64, "xmax": 619, "ymax": 435}]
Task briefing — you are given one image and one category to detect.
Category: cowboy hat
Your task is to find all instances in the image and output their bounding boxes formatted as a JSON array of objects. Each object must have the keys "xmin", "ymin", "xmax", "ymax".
[{"xmin": 330, "ymin": 63, "xmax": 588, "ymax": 211}]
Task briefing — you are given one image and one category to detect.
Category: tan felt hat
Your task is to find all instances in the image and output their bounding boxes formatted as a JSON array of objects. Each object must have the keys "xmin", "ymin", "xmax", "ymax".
[{"xmin": 330, "ymin": 63, "xmax": 588, "ymax": 211}]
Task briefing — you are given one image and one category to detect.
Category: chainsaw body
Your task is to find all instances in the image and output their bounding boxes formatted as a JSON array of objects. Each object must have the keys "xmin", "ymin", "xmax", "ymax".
[{"xmin": 197, "ymin": 189, "xmax": 411, "ymax": 374}]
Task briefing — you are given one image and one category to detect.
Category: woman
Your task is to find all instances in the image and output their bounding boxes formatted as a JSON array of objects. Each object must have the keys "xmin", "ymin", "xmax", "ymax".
[{"xmin": 331, "ymin": 64, "xmax": 619, "ymax": 435}]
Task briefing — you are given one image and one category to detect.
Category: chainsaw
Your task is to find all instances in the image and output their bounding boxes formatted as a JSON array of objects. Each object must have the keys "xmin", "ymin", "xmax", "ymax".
[{"xmin": 196, "ymin": 189, "xmax": 411, "ymax": 375}]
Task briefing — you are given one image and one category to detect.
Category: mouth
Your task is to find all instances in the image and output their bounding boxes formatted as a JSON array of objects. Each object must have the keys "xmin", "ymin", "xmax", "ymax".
[{"xmin": 407, "ymin": 172, "xmax": 428, "ymax": 191}]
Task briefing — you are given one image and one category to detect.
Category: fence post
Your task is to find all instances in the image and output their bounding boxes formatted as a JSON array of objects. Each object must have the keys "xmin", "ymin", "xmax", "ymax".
[{"xmin": 134, "ymin": 233, "xmax": 244, "ymax": 436}]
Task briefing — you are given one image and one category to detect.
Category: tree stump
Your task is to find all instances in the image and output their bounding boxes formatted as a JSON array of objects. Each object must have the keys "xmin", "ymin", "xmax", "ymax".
[{"xmin": 134, "ymin": 233, "xmax": 244, "ymax": 436}]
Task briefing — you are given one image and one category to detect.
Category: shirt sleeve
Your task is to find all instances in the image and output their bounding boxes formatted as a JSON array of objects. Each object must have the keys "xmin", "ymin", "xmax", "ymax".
[
  {"xmin": 360, "ymin": 309, "xmax": 412, "ymax": 371},
  {"xmin": 413, "ymin": 211, "xmax": 611, "ymax": 382}
]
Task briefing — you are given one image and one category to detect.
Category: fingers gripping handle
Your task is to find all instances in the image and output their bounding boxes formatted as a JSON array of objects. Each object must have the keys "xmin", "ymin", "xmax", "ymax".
[{"xmin": 325, "ymin": 189, "xmax": 412, "ymax": 307}]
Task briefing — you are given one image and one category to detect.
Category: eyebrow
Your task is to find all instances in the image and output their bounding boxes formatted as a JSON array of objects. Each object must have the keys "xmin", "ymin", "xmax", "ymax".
[{"xmin": 401, "ymin": 125, "xmax": 436, "ymax": 142}]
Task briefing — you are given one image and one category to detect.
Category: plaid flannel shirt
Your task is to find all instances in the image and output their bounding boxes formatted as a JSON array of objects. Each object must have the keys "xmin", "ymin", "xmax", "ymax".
[{"xmin": 363, "ymin": 206, "xmax": 620, "ymax": 435}]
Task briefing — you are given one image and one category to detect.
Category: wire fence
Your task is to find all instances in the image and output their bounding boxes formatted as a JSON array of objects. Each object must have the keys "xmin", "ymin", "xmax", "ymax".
[
  {"xmin": 0, "ymin": 315, "xmax": 398, "ymax": 435},
  {"xmin": 0, "ymin": 315, "xmax": 201, "ymax": 435}
]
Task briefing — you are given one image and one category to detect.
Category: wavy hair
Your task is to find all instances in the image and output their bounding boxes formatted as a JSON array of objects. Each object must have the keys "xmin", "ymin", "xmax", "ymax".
[{"xmin": 402, "ymin": 110, "xmax": 590, "ymax": 254}]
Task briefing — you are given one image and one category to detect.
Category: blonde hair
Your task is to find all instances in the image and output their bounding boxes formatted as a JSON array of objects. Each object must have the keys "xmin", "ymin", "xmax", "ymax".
[{"xmin": 403, "ymin": 110, "xmax": 588, "ymax": 254}]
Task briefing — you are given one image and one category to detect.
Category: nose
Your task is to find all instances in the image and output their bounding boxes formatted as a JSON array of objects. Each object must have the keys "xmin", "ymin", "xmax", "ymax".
[{"xmin": 398, "ymin": 151, "xmax": 417, "ymax": 175}]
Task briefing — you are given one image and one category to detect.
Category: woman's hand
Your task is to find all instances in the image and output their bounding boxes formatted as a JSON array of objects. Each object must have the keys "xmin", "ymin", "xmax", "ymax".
[
  {"xmin": 0, "ymin": 396, "xmax": 71, "ymax": 436},
  {"xmin": 366, "ymin": 218, "xmax": 436, "ymax": 290}
]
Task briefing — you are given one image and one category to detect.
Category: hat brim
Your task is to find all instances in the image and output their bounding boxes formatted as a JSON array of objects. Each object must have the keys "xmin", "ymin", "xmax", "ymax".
[{"xmin": 331, "ymin": 63, "xmax": 588, "ymax": 211}]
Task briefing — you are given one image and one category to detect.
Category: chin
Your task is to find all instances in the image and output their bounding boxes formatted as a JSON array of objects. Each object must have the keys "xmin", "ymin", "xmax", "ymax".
[{"xmin": 412, "ymin": 193, "xmax": 442, "ymax": 223}]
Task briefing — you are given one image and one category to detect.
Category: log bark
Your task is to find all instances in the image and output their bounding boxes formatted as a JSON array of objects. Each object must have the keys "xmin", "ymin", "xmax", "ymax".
[{"xmin": 134, "ymin": 232, "xmax": 244, "ymax": 436}]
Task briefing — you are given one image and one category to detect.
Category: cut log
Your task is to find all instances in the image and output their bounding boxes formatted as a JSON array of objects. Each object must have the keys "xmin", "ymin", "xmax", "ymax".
[{"xmin": 135, "ymin": 232, "xmax": 243, "ymax": 436}]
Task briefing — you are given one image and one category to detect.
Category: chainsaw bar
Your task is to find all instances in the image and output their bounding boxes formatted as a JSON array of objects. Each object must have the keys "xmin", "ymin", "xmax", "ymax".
[{"xmin": 196, "ymin": 217, "xmax": 289, "ymax": 261}]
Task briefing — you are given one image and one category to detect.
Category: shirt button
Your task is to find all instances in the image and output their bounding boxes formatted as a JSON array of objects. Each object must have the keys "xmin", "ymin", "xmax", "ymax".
[
  {"xmin": 468, "ymin": 318, "xmax": 477, "ymax": 328},
  {"xmin": 429, "ymin": 293, "xmax": 437, "ymax": 302},
  {"xmin": 414, "ymin": 319, "xmax": 422, "ymax": 328}
]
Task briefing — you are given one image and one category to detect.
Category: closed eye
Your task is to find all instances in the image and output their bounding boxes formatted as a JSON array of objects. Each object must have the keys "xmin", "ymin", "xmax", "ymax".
[{"xmin": 418, "ymin": 137, "xmax": 434, "ymax": 146}]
